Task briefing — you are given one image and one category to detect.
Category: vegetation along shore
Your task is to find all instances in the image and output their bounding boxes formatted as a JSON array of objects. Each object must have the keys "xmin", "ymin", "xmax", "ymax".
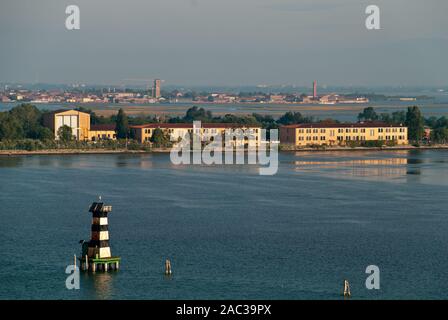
[{"xmin": 1, "ymin": 103, "xmax": 448, "ymax": 153}]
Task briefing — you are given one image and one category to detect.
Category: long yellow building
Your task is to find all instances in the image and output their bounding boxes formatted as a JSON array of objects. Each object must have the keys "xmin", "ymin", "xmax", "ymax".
[
  {"xmin": 130, "ymin": 123, "xmax": 262, "ymax": 147},
  {"xmin": 280, "ymin": 122, "xmax": 408, "ymax": 146},
  {"xmin": 88, "ymin": 124, "xmax": 117, "ymax": 141}
]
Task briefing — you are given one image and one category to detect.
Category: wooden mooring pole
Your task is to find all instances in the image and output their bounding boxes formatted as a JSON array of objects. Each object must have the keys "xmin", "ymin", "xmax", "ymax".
[
  {"xmin": 165, "ymin": 259, "xmax": 172, "ymax": 275},
  {"xmin": 343, "ymin": 280, "xmax": 351, "ymax": 297}
]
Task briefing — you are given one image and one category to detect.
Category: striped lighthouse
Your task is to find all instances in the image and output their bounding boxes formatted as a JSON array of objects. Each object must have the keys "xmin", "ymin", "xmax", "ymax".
[
  {"xmin": 80, "ymin": 198, "xmax": 121, "ymax": 272},
  {"xmin": 88, "ymin": 201, "xmax": 112, "ymax": 259}
]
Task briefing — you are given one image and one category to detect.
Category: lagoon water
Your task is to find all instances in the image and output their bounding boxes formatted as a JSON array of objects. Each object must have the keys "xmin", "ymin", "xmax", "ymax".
[{"xmin": 1, "ymin": 150, "xmax": 448, "ymax": 299}]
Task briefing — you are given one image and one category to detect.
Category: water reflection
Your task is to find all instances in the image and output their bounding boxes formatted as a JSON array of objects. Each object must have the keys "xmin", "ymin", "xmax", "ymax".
[
  {"xmin": 114, "ymin": 155, "xmax": 129, "ymax": 168},
  {"xmin": 295, "ymin": 158, "xmax": 408, "ymax": 166},
  {"xmin": 294, "ymin": 158, "xmax": 409, "ymax": 180},
  {"xmin": 82, "ymin": 272, "xmax": 116, "ymax": 300},
  {"xmin": 0, "ymin": 156, "xmax": 23, "ymax": 167}
]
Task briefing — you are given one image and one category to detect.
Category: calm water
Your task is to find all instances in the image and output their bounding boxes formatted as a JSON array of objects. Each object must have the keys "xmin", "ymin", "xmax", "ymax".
[{"xmin": 1, "ymin": 151, "xmax": 448, "ymax": 300}]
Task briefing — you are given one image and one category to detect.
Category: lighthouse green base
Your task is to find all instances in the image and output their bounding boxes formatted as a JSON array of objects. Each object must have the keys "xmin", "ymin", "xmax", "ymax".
[{"xmin": 80, "ymin": 256, "xmax": 121, "ymax": 272}]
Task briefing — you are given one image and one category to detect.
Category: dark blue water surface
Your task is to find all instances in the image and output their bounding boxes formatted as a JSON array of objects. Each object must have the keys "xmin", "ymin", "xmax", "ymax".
[{"xmin": 1, "ymin": 150, "xmax": 448, "ymax": 299}]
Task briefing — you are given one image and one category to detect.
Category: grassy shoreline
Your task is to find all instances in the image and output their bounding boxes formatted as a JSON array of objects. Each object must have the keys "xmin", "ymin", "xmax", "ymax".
[{"xmin": 1, "ymin": 145, "xmax": 448, "ymax": 156}]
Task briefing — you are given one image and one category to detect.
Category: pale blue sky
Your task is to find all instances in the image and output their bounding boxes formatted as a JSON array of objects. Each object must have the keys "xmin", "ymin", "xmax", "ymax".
[{"xmin": 0, "ymin": 0, "xmax": 447, "ymax": 86}]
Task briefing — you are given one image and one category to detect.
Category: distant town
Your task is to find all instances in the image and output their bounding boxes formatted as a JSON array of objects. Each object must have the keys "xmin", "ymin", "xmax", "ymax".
[{"xmin": 0, "ymin": 80, "xmax": 433, "ymax": 106}]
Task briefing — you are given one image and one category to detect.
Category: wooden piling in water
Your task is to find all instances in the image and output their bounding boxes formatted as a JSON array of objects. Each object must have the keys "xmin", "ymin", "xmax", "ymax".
[
  {"xmin": 343, "ymin": 280, "xmax": 351, "ymax": 297},
  {"xmin": 165, "ymin": 259, "xmax": 172, "ymax": 275}
]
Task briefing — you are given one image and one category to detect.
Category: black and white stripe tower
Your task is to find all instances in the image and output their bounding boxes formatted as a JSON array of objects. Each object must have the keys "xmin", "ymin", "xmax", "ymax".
[
  {"xmin": 88, "ymin": 200, "xmax": 112, "ymax": 259},
  {"xmin": 80, "ymin": 198, "xmax": 121, "ymax": 272}
]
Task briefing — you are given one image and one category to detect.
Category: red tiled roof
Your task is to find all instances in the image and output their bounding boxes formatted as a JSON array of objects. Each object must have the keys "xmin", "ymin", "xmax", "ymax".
[
  {"xmin": 281, "ymin": 122, "xmax": 406, "ymax": 129},
  {"xmin": 130, "ymin": 123, "xmax": 261, "ymax": 129},
  {"xmin": 90, "ymin": 124, "xmax": 116, "ymax": 131}
]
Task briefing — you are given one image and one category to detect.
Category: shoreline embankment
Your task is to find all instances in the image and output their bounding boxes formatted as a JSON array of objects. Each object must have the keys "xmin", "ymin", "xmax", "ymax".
[{"xmin": 1, "ymin": 145, "xmax": 448, "ymax": 156}]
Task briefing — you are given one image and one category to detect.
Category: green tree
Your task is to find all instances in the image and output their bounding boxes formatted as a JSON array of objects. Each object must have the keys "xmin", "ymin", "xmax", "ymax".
[
  {"xmin": 405, "ymin": 106, "xmax": 425, "ymax": 141},
  {"xmin": 150, "ymin": 128, "xmax": 170, "ymax": 147},
  {"xmin": 184, "ymin": 106, "xmax": 212, "ymax": 121},
  {"xmin": 391, "ymin": 111, "xmax": 406, "ymax": 123},
  {"xmin": 277, "ymin": 112, "xmax": 305, "ymax": 125},
  {"xmin": 57, "ymin": 125, "xmax": 74, "ymax": 142},
  {"xmin": 380, "ymin": 113, "xmax": 392, "ymax": 123},
  {"xmin": 9, "ymin": 104, "xmax": 42, "ymax": 138},
  {"xmin": 36, "ymin": 127, "xmax": 54, "ymax": 140},
  {"xmin": 358, "ymin": 107, "xmax": 378, "ymax": 121},
  {"xmin": 115, "ymin": 108, "xmax": 129, "ymax": 139},
  {"xmin": 0, "ymin": 113, "xmax": 23, "ymax": 139},
  {"xmin": 431, "ymin": 127, "xmax": 448, "ymax": 143}
]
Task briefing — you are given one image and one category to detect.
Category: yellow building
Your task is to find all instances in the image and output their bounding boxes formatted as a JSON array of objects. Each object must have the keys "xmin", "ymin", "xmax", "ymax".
[
  {"xmin": 280, "ymin": 122, "xmax": 408, "ymax": 146},
  {"xmin": 43, "ymin": 109, "xmax": 90, "ymax": 141},
  {"xmin": 130, "ymin": 123, "xmax": 262, "ymax": 147},
  {"xmin": 88, "ymin": 124, "xmax": 117, "ymax": 141}
]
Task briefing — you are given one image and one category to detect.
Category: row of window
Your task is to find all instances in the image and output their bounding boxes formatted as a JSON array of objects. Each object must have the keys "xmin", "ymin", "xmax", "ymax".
[
  {"xmin": 298, "ymin": 128, "xmax": 405, "ymax": 134},
  {"xmin": 91, "ymin": 134, "xmax": 116, "ymax": 141},
  {"xmin": 143, "ymin": 128, "xmax": 259, "ymax": 134},
  {"xmin": 298, "ymin": 135, "xmax": 406, "ymax": 141}
]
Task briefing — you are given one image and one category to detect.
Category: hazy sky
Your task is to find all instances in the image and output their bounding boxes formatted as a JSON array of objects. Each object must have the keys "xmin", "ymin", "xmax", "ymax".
[{"xmin": 0, "ymin": 0, "xmax": 447, "ymax": 86}]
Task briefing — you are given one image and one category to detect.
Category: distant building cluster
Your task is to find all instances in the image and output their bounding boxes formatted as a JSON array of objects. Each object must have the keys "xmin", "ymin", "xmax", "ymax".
[
  {"xmin": 0, "ymin": 80, "xmax": 371, "ymax": 105},
  {"xmin": 0, "ymin": 79, "xmax": 165, "ymax": 104}
]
